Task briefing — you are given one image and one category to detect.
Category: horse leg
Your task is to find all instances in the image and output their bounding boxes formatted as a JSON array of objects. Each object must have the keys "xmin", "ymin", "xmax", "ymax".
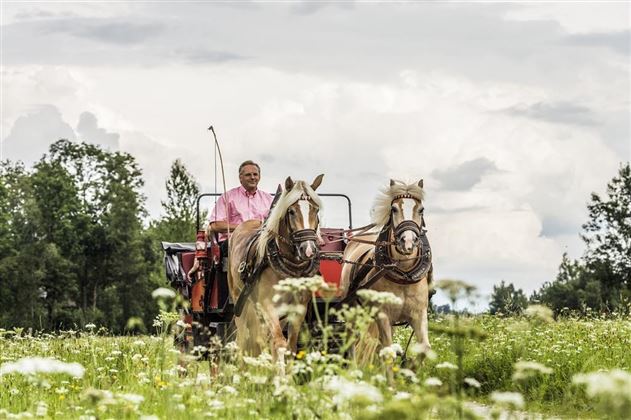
[
  {"xmin": 286, "ymin": 305, "xmax": 307, "ymax": 354},
  {"xmin": 409, "ymin": 304, "xmax": 431, "ymax": 357},
  {"xmin": 376, "ymin": 311, "xmax": 395, "ymax": 384},
  {"xmin": 261, "ymin": 301, "xmax": 288, "ymax": 362}
]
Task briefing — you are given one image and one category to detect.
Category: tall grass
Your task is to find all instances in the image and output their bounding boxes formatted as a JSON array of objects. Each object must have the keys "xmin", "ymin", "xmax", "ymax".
[{"xmin": 1, "ymin": 290, "xmax": 630, "ymax": 419}]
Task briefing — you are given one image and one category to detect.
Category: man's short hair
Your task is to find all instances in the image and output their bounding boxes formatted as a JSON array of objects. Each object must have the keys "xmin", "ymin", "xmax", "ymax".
[{"xmin": 239, "ymin": 160, "xmax": 261, "ymax": 175}]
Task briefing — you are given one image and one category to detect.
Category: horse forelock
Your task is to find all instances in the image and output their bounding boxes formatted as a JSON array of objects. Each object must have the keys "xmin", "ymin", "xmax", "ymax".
[
  {"xmin": 370, "ymin": 180, "xmax": 425, "ymax": 228},
  {"xmin": 255, "ymin": 180, "xmax": 323, "ymax": 264}
]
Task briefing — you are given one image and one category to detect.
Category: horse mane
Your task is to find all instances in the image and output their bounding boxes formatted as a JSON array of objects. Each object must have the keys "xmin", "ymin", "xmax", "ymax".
[
  {"xmin": 370, "ymin": 179, "xmax": 425, "ymax": 228},
  {"xmin": 255, "ymin": 180, "xmax": 323, "ymax": 265}
]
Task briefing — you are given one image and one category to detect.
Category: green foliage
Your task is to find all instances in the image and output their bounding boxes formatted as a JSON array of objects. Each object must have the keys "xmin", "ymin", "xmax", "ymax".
[
  {"xmin": 536, "ymin": 163, "xmax": 631, "ymax": 314},
  {"xmin": 489, "ymin": 281, "xmax": 528, "ymax": 316},
  {"xmin": 0, "ymin": 140, "xmax": 159, "ymax": 332}
]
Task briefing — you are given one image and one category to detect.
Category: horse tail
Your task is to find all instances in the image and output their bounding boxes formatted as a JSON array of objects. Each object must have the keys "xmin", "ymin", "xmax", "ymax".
[{"xmin": 354, "ymin": 321, "xmax": 380, "ymax": 366}]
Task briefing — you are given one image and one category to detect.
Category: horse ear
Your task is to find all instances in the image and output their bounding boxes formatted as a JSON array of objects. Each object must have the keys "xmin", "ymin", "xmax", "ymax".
[
  {"xmin": 390, "ymin": 179, "xmax": 396, "ymax": 186},
  {"xmin": 417, "ymin": 179, "xmax": 424, "ymax": 188},
  {"xmin": 285, "ymin": 176, "xmax": 295, "ymax": 191},
  {"xmin": 311, "ymin": 174, "xmax": 324, "ymax": 191}
]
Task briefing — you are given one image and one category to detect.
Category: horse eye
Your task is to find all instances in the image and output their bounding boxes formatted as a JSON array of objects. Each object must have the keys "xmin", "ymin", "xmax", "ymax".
[
  {"xmin": 391, "ymin": 206, "xmax": 398, "ymax": 213},
  {"xmin": 288, "ymin": 209, "xmax": 296, "ymax": 215},
  {"xmin": 418, "ymin": 208, "xmax": 425, "ymax": 214}
]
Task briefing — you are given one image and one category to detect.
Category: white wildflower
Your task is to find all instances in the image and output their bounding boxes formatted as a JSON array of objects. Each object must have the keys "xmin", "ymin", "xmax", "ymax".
[
  {"xmin": 394, "ymin": 391, "xmax": 411, "ymax": 400},
  {"xmin": 573, "ymin": 369, "xmax": 631, "ymax": 399},
  {"xmin": 324, "ymin": 376, "xmax": 383, "ymax": 405},
  {"xmin": 356, "ymin": 289, "xmax": 402, "ymax": 306},
  {"xmin": 512, "ymin": 360, "xmax": 553, "ymax": 381},
  {"xmin": 491, "ymin": 391, "xmax": 525, "ymax": 409},
  {"xmin": 464, "ymin": 377, "xmax": 481, "ymax": 389},
  {"xmin": 35, "ymin": 401, "xmax": 47, "ymax": 417},
  {"xmin": 424, "ymin": 377, "xmax": 443, "ymax": 387},
  {"xmin": 398, "ymin": 368, "xmax": 419, "ymax": 383},
  {"xmin": 221, "ymin": 385, "xmax": 237, "ymax": 395},
  {"xmin": 436, "ymin": 361, "xmax": 458, "ymax": 370},
  {"xmin": 524, "ymin": 305, "xmax": 554, "ymax": 323},
  {"xmin": 274, "ymin": 275, "xmax": 329, "ymax": 294},
  {"xmin": 0, "ymin": 357, "xmax": 85, "ymax": 378},
  {"xmin": 119, "ymin": 393, "xmax": 144, "ymax": 405},
  {"xmin": 250, "ymin": 375, "xmax": 268, "ymax": 385},
  {"xmin": 84, "ymin": 323, "xmax": 96, "ymax": 330},
  {"xmin": 152, "ymin": 287, "xmax": 176, "ymax": 299},
  {"xmin": 378, "ymin": 343, "xmax": 403, "ymax": 360},
  {"xmin": 305, "ymin": 351, "xmax": 323, "ymax": 364},
  {"xmin": 372, "ymin": 374, "xmax": 386, "ymax": 384}
]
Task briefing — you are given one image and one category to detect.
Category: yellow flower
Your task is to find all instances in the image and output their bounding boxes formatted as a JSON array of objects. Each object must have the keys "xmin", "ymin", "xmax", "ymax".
[
  {"xmin": 296, "ymin": 350, "xmax": 306, "ymax": 360},
  {"xmin": 59, "ymin": 395, "xmax": 65, "ymax": 401},
  {"xmin": 393, "ymin": 366, "xmax": 400, "ymax": 372}
]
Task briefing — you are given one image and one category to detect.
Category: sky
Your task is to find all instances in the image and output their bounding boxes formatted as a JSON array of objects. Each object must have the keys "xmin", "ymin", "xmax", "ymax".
[{"xmin": 1, "ymin": 1, "xmax": 630, "ymax": 309}]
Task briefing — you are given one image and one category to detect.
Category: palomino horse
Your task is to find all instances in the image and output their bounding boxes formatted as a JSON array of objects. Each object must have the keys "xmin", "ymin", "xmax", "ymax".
[
  {"xmin": 340, "ymin": 179, "xmax": 432, "ymax": 361},
  {"xmin": 228, "ymin": 175, "xmax": 324, "ymax": 358}
]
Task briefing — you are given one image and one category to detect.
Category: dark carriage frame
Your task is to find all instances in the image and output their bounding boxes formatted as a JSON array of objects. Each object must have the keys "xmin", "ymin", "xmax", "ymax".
[{"xmin": 162, "ymin": 192, "xmax": 354, "ymax": 350}]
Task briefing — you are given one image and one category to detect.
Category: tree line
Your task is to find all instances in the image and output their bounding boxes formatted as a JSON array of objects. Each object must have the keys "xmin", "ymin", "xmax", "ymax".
[
  {"xmin": 1, "ymin": 140, "xmax": 629, "ymax": 330},
  {"xmin": 489, "ymin": 163, "xmax": 631, "ymax": 316},
  {"xmin": 0, "ymin": 140, "xmax": 199, "ymax": 332}
]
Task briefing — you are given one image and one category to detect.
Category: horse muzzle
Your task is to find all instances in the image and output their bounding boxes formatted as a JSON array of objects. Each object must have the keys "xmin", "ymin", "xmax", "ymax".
[
  {"xmin": 394, "ymin": 220, "xmax": 421, "ymax": 255},
  {"xmin": 291, "ymin": 229, "xmax": 320, "ymax": 261}
]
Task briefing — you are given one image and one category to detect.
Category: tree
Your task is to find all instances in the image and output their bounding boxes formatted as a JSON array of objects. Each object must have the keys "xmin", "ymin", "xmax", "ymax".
[
  {"xmin": 582, "ymin": 163, "xmax": 631, "ymax": 297},
  {"xmin": 535, "ymin": 164, "xmax": 631, "ymax": 314},
  {"xmin": 489, "ymin": 280, "xmax": 528, "ymax": 316},
  {"xmin": 155, "ymin": 159, "xmax": 200, "ymax": 242}
]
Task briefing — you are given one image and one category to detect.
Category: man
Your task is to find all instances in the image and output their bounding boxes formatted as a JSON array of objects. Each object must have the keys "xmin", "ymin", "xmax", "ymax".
[{"xmin": 206, "ymin": 160, "xmax": 273, "ymax": 243}]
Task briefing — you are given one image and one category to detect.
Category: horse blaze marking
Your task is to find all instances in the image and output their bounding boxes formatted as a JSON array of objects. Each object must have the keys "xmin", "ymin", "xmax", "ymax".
[
  {"xmin": 401, "ymin": 198, "xmax": 417, "ymax": 247},
  {"xmin": 298, "ymin": 199, "xmax": 315, "ymax": 257}
]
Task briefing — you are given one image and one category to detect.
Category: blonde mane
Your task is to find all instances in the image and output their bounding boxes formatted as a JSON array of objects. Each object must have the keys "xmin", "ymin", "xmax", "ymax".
[
  {"xmin": 370, "ymin": 180, "xmax": 425, "ymax": 228},
  {"xmin": 255, "ymin": 180, "xmax": 323, "ymax": 264}
]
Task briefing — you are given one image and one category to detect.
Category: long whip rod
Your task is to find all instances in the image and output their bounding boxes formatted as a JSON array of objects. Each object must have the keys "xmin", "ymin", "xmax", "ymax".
[{"xmin": 208, "ymin": 126, "xmax": 229, "ymax": 237}]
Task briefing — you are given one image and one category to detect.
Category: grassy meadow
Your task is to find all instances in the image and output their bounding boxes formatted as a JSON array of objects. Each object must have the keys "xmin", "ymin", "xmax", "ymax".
[{"xmin": 1, "ymin": 306, "xmax": 630, "ymax": 419}]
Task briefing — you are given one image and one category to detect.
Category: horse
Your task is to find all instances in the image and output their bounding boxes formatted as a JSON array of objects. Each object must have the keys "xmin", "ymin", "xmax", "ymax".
[
  {"xmin": 340, "ymin": 179, "xmax": 433, "ymax": 364},
  {"xmin": 227, "ymin": 175, "xmax": 324, "ymax": 359}
]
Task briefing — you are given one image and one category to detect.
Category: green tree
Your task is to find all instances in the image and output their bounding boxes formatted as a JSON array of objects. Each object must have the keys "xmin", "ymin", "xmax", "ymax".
[
  {"xmin": 536, "ymin": 164, "xmax": 631, "ymax": 314},
  {"xmin": 155, "ymin": 159, "xmax": 200, "ymax": 242},
  {"xmin": 489, "ymin": 280, "xmax": 528, "ymax": 315}
]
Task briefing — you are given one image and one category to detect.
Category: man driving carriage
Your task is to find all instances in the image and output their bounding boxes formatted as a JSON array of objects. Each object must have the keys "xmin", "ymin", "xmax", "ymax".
[{"xmin": 206, "ymin": 159, "xmax": 273, "ymax": 245}]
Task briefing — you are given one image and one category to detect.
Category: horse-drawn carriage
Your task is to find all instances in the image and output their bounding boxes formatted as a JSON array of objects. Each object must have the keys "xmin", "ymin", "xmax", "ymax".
[{"xmin": 161, "ymin": 177, "xmax": 433, "ymax": 359}]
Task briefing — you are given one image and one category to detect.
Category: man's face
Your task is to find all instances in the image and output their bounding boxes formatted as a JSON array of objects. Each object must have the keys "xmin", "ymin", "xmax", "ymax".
[{"xmin": 239, "ymin": 164, "xmax": 260, "ymax": 192}]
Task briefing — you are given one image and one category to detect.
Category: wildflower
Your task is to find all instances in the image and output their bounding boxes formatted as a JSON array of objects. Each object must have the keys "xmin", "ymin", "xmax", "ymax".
[
  {"xmin": 356, "ymin": 289, "xmax": 403, "ymax": 306},
  {"xmin": 394, "ymin": 391, "xmax": 411, "ymax": 400},
  {"xmin": 35, "ymin": 401, "xmax": 48, "ymax": 417},
  {"xmin": 398, "ymin": 368, "xmax": 419, "ymax": 384},
  {"xmin": 490, "ymin": 391, "xmax": 525, "ymax": 409},
  {"xmin": 152, "ymin": 287, "xmax": 176, "ymax": 299},
  {"xmin": 409, "ymin": 342, "xmax": 437, "ymax": 360},
  {"xmin": 424, "ymin": 377, "xmax": 443, "ymax": 387},
  {"xmin": 85, "ymin": 323, "xmax": 96, "ymax": 330},
  {"xmin": 573, "ymin": 369, "xmax": 631, "ymax": 399},
  {"xmin": 512, "ymin": 360, "xmax": 553, "ymax": 381},
  {"xmin": 274, "ymin": 275, "xmax": 330, "ymax": 294},
  {"xmin": 324, "ymin": 376, "xmax": 383, "ymax": 405},
  {"xmin": 436, "ymin": 279, "xmax": 476, "ymax": 301},
  {"xmin": 250, "ymin": 375, "xmax": 268, "ymax": 385},
  {"xmin": 464, "ymin": 377, "xmax": 481, "ymax": 389},
  {"xmin": 524, "ymin": 305, "xmax": 554, "ymax": 323},
  {"xmin": 0, "ymin": 357, "xmax": 85, "ymax": 378},
  {"xmin": 296, "ymin": 350, "xmax": 306, "ymax": 360},
  {"xmin": 119, "ymin": 393, "xmax": 144, "ymax": 405},
  {"xmin": 221, "ymin": 385, "xmax": 237, "ymax": 395},
  {"xmin": 306, "ymin": 351, "xmax": 323, "ymax": 364},
  {"xmin": 436, "ymin": 361, "xmax": 458, "ymax": 370},
  {"xmin": 378, "ymin": 343, "xmax": 403, "ymax": 360}
]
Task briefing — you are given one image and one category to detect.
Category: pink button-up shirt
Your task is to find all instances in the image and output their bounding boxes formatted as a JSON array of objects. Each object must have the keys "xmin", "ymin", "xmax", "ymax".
[{"xmin": 208, "ymin": 186, "xmax": 273, "ymax": 241}]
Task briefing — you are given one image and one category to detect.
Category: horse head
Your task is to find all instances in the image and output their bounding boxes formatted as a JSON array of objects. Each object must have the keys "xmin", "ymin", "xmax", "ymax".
[
  {"xmin": 257, "ymin": 174, "xmax": 324, "ymax": 264},
  {"xmin": 370, "ymin": 179, "xmax": 425, "ymax": 255},
  {"xmin": 282, "ymin": 174, "xmax": 323, "ymax": 261}
]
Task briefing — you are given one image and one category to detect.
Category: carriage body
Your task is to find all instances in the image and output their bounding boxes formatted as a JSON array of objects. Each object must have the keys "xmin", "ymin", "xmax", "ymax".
[{"xmin": 161, "ymin": 193, "xmax": 352, "ymax": 349}]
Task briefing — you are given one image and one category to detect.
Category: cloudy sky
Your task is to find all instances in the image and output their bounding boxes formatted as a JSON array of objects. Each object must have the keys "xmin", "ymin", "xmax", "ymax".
[{"xmin": 1, "ymin": 2, "xmax": 629, "ymax": 308}]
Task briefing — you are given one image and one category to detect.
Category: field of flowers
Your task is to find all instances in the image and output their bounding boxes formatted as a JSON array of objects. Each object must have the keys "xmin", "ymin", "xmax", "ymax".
[{"xmin": 1, "ymin": 285, "xmax": 630, "ymax": 419}]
